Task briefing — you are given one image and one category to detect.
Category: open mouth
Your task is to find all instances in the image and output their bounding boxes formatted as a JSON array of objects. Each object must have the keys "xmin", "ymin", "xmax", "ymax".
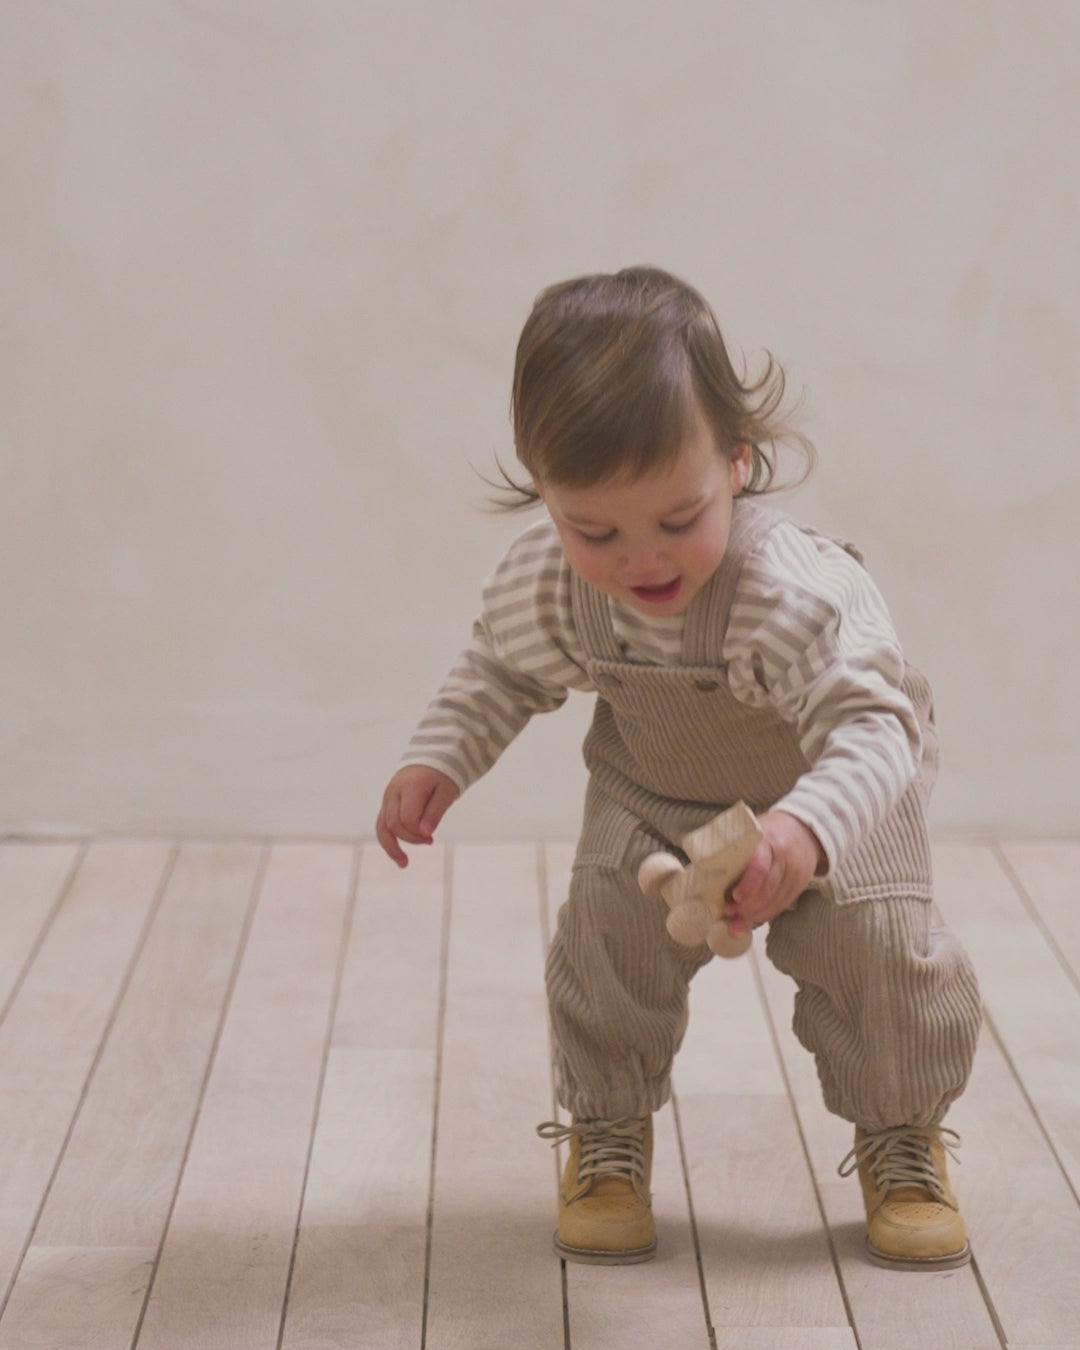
[{"xmin": 629, "ymin": 578, "xmax": 682, "ymax": 604}]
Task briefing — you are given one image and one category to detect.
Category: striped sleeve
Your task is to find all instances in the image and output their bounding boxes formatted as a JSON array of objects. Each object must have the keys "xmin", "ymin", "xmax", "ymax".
[
  {"xmin": 723, "ymin": 522, "xmax": 922, "ymax": 873},
  {"xmin": 400, "ymin": 519, "xmax": 594, "ymax": 792}
]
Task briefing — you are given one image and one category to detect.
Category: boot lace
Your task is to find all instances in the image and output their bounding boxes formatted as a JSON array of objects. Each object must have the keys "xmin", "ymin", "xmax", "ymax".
[
  {"xmin": 536, "ymin": 1117, "xmax": 649, "ymax": 1200},
  {"xmin": 838, "ymin": 1124, "xmax": 962, "ymax": 1206}
]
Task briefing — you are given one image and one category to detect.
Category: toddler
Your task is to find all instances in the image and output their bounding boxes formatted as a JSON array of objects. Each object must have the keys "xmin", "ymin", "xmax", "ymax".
[{"xmin": 376, "ymin": 266, "xmax": 981, "ymax": 1271}]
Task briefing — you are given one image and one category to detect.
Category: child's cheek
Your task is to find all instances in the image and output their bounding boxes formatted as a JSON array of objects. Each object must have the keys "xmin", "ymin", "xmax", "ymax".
[
  {"xmin": 681, "ymin": 539, "xmax": 715, "ymax": 580},
  {"xmin": 559, "ymin": 535, "xmax": 608, "ymax": 591},
  {"xmin": 685, "ymin": 525, "xmax": 730, "ymax": 579},
  {"xmin": 568, "ymin": 552, "xmax": 608, "ymax": 591}
]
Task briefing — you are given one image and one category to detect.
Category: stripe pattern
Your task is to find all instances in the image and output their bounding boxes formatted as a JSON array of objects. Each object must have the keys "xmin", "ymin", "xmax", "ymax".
[{"xmin": 401, "ymin": 507, "xmax": 932, "ymax": 885}]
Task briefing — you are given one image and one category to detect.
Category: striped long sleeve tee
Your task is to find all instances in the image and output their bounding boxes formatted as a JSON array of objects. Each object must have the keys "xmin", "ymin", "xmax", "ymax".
[{"xmin": 401, "ymin": 516, "xmax": 925, "ymax": 873}]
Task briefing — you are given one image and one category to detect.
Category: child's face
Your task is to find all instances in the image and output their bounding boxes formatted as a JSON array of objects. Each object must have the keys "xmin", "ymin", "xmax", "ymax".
[{"xmin": 539, "ymin": 414, "xmax": 751, "ymax": 617}]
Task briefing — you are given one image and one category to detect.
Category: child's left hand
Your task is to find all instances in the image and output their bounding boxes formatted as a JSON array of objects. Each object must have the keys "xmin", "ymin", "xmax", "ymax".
[{"xmin": 723, "ymin": 811, "xmax": 825, "ymax": 934}]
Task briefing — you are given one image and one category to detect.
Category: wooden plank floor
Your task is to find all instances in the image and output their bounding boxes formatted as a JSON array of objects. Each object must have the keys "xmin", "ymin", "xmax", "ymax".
[{"xmin": 0, "ymin": 837, "xmax": 1078, "ymax": 1349}]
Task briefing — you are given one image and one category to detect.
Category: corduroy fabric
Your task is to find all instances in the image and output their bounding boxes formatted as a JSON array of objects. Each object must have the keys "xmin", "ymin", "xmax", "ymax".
[
  {"xmin": 545, "ymin": 499, "xmax": 980, "ymax": 1124},
  {"xmin": 765, "ymin": 892, "xmax": 981, "ymax": 1130}
]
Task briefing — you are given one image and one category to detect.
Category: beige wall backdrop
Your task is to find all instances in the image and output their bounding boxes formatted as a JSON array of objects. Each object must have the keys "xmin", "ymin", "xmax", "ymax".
[{"xmin": 2, "ymin": 2, "xmax": 1078, "ymax": 840}]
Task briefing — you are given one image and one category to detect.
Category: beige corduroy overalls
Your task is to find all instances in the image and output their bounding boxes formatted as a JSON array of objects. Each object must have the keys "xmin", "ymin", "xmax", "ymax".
[{"xmin": 545, "ymin": 500, "xmax": 981, "ymax": 1130}]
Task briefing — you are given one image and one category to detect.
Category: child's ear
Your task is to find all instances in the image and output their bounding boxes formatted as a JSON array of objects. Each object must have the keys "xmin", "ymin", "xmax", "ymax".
[{"xmin": 730, "ymin": 443, "xmax": 753, "ymax": 493}]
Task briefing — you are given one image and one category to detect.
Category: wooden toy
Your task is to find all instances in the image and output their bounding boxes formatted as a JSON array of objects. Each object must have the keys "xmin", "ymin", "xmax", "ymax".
[{"xmin": 637, "ymin": 801, "xmax": 763, "ymax": 958}]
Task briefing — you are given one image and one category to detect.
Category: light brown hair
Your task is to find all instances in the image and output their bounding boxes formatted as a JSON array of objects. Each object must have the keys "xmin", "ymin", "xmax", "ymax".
[{"xmin": 496, "ymin": 266, "xmax": 814, "ymax": 506}]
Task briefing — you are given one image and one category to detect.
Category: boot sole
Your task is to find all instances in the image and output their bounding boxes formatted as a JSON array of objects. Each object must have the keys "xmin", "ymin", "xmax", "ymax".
[
  {"xmin": 553, "ymin": 1232, "xmax": 658, "ymax": 1265},
  {"xmin": 866, "ymin": 1237, "xmax": 972, "ymax": 1272}
]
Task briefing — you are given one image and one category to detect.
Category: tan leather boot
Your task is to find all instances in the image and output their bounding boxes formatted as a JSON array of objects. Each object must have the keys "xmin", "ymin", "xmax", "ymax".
[
  {"xmin": 840, "ymin": 1124, "xmax": 971, "ymax": 1270},
  {"xmin": 537, "ymin": 1116, "xmax": 656, "ymax": 1264}
]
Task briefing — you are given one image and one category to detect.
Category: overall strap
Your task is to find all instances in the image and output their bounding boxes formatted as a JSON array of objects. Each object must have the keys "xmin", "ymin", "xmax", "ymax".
[
  {"xmin": 682, "ymin": 498, "xmax": 785, "ymax": 666},
  {"xmin": 570, "ymin": 566, "xmax": 624, "ymax": 660}
]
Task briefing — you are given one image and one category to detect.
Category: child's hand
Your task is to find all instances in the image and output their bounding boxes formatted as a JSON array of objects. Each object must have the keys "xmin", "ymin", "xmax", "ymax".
[
  {"xmin": 723, "ymin": 811, "xmax": 825, "ymax": 934},
  {"xmin": 376, "ymin": 766, "xmax": 460, "ymax": 868}
]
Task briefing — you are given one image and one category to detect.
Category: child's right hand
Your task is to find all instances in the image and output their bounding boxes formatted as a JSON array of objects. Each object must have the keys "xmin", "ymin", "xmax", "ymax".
[{"xmin": 376, "ymin": 766, "xmax": 461, "ymax": 868}]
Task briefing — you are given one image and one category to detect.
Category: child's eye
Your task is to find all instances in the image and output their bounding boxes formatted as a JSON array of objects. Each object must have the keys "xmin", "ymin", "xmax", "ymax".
[
  {"xmin": 578, "ymin": 529, "xmax": 617, "ymax": 545},
  {"xmin": 661, "ymin": 515, "xmax": 700, "ymax": 535}
]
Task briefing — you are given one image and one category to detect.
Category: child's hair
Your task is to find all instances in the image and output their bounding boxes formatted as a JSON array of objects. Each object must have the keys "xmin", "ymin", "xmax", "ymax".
[{"xmin": 495, "ymin": 266, "xmax": 814, "ymax": 507}]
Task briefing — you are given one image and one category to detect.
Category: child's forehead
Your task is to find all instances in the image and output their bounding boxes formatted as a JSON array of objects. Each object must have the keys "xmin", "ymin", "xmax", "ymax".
[
  {"xmin": 546, "ymin": 433, "xmax": 726, "ymax": 517},
  {"xmin": 610, "ymin": 418, "xmax": 725, "ymax": 485}
]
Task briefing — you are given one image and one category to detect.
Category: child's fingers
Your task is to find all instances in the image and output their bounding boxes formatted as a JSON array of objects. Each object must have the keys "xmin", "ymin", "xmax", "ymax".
[
  {"xmin": 393, "ymin": 782, "xmax": 440, "ymax": 842},
  {"xmin": 419, "ymin": 779, "xmax": 459, "ymax": 836},
  {"xmin": 726, "ymin": 840, "xmax": 782, "ymax": 931},
  {"xmin": 375, "ymin": 784, "xmax": 434, "ymax": 868},
  {"xmin": 375, "ymin": 812, "xmax": 410, "ymax": 868},
  {"xmin": 730, "ymin": 839, "xmax": 774, "ymax": 906},
  {"xmin": 375, "ymin": 769, "xmax": 460, "ymax": 870}
]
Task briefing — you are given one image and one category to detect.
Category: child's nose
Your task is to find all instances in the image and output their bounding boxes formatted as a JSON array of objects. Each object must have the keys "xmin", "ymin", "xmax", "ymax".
[{"xmin": 621, "ymin": 536, "xmax": 665, "ymax": 572}]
